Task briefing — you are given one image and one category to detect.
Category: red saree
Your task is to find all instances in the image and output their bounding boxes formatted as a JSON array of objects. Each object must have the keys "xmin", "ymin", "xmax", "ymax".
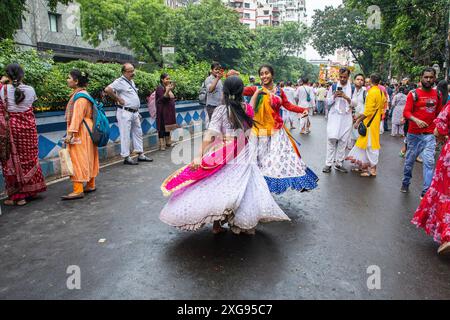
[{"xmin": 0, "ymin": 85, "xmax": 46, "ymax": 200}]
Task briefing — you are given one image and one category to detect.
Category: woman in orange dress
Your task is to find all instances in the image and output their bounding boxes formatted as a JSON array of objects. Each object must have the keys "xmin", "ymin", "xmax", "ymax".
[{"xmin": 62, "ymin": 70, "xmax": 99, "ymax": 200}]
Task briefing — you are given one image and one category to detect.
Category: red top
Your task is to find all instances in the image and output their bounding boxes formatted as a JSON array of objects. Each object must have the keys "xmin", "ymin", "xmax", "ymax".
[
  {"xmin": 243, "ymin": 86, "xmax": 306, "ymax": 130},
  {"xmin": 403, "ymin": 88, "xmax": 443, "ymax": 134}
]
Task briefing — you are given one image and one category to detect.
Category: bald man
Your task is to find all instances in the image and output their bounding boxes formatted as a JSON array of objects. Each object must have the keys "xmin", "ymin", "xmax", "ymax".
[{"xmin": 105, "ymin": 63, "xmax": 153, "ymax": 165}]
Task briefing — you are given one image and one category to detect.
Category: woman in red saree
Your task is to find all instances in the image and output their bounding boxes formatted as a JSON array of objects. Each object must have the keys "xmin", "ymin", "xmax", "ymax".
[
  {"xmin": 411, "ymin": 101, "xmax": 450, "ymax": 255},
  {"xmin": 0, "ymin": 64, "xmax": 46, "ymax": 206}
]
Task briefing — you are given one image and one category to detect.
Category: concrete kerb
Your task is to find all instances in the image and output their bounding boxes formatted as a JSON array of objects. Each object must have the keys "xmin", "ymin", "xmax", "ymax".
[{"xmin": 1, "ymin": 121, "xmax": 205, "ymax": 196}]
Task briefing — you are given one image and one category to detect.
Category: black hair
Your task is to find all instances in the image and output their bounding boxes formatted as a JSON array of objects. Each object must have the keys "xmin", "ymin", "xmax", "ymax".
[
  {"xmin": 5, "ymin": 63, "xmax": 25, "ymax": 104},
  {"xmin": 211, "ymin": 62, "xmax": 221, "ymax": 70},
  {"xmin": 223, "ymin": 76, "xmax": 253, "ymax": 131},
  {"xmin": 301, "ymin": 77, "xmax": 309, "ymax": 84},
  {"xmin": 398, "ymin": 86, "xmax": 407, "ymax": 94},
  {"xmin": 370, "ymin": 73, "xmax": 381, "ymax": 85},
  {"xmin": 160, "ymin": 73, "xmax": 169, "ymax": 85},
  {"xmin": 258, "ymin": 64, "xmax": 275, "ymax": 77},
  {"xmin": 286, "ymin": 81, "xmax": 292, "ymax": 86},
  {"xmin": 70, "ymin": 69, "xmax": 90, "ymax": 88},
  {"xmin": 354, "ymin": 73, "xmax": 365, "ymax": 80},
  {"xmin": 421, "ymin": 67, "xmax": 436, "ymax": 77},
  {"xmin": 339, "ymin": 67, "xmax": 350, "ymax": 75},
  {"xmin": 437, "ymin": 80, "xmax": 448, "ymax": 104}
]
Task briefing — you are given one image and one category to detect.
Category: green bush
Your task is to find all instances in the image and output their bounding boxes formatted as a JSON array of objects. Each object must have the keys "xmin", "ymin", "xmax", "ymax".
[{"xmin": 0, "ymin": 40, "xmax": 253, "ymax": 112}]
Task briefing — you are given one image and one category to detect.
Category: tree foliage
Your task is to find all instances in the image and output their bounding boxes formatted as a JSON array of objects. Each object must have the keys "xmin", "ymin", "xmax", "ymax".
[
  {"xmin": 77, "ymin": 0, "xmax": 171, "ymax": 64},
  {"xmin": 312, "ymin": 0, "xmax": 450, "ymax": 80}
]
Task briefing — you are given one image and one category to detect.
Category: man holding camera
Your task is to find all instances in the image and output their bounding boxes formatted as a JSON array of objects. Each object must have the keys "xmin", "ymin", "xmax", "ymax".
[
  {"xmin": 105, "ymin": 63, "xmax": 153, "ymax": 165},
  {"xmin": 323, "ymin": 67, "xmax": 354, "ymax": 173}
]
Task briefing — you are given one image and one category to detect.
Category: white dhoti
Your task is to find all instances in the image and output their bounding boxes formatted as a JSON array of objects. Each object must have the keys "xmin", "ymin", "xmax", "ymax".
[
  {"xmin": 325, "ymin": 111, "xmax": 353, "ymax": 167},
  {"xmin": 117, "ymin": 108, "xmax": 144, "ymax": 158}
]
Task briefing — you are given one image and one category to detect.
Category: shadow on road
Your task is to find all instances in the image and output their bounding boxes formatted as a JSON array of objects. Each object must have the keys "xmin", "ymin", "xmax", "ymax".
[{"xmin": 161, "ymin": 229, "xmax": 286, "ymax": 299}]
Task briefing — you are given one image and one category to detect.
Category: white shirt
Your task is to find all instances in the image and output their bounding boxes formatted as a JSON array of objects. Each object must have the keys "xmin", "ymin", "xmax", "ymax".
[
  {"xmin": 326, "ymin": 81, "xmax": 353, "ymax": 115},
  {"xmin": 352, "ymin": 87, "xmax": 366, "ymax": 115},
  {"xmin": 283, "ymin": 87, "xmax": 297, "ymax": 104},
  {"xmin": 295, "ymin": 85, "xmax": 315, "ymax": 108},
  {"xmin": 109, "ymin": 76, "xmax": 140, "ymax": 109},
  {"xmin": 326, "ymin": 81, "xmax": 354, "ymax": 140},
  {"xmin": 0, "ymin": 84, "xmax": 37, "ymax": 112}
]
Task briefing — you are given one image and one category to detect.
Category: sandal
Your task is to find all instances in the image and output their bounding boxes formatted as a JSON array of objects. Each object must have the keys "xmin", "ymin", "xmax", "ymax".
[
  {"xmin": 61, "ymin": 193, "xmax": 85, "ymax": 201},
  {"xmin": 3, "ymin": 199, "xmax": 15, "ymax": 206},
  {"xmin": 84, "ymin": 188, "xmax": 97, "ymax": 194},
  {"xmin": 16, "ymin": 199, "xmax": 27, "ymax": 206},
  {"xmin": 360, "ymin": 171, "xmax": 371, "ymax": 177}
]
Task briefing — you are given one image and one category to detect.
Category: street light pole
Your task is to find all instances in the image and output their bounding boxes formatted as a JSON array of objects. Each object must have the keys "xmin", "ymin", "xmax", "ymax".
[{"xmin": 376, "ymin": 42, "xmax": 393, "ymax": 83}]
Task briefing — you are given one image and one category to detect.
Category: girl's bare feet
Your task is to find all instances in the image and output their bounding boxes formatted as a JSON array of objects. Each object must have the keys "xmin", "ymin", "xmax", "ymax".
[{"xmin": 212, "ymin": 221, "xmax": 226, "ymax": 234}]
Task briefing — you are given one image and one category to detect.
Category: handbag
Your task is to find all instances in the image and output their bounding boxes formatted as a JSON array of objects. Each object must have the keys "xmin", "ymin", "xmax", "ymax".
[
  {"xmin": 358, "ymin": 90, "xmax": 382, "ymax": 137},
  {"xmin": 59, "ymin": 147, "xmax": 74, "ymax": 177},
  {"xmin": 0, "ymin": 85, "xmax": 11, "ymax": 162}
]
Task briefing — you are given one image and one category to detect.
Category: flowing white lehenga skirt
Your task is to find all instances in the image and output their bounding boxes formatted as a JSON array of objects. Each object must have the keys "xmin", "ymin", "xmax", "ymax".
[{"xmin": 159, "ymin": 141, "xmax": 290, "ymax": 233}]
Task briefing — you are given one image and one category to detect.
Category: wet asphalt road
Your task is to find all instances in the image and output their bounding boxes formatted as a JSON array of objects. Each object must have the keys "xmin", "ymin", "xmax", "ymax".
[{"xmin": 0, "ymin": 116, "xmax": 449, "ymax": 300}]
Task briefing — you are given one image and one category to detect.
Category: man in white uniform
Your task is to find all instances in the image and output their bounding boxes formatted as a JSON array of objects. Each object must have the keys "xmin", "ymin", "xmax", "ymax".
[
  {"xmin": 295, "ymin": 77, "xmax": 316, "ymax": 134},
  {"xmin": 323, "ymin": 68, "xmax": 354, "ymax": 173},
  {"xmin": 105, "ymin": 63, "xmax": 153, "ymax": 165}
]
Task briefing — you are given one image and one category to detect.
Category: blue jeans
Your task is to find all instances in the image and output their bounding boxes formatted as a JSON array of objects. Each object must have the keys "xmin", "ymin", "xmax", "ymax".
[
  {"xmin": 402, "ymin": 133, "xmax": 436, "ymax": 193},
  {"xmin": 317, "ymin": 101, "xmax": 325, "ymax": 114}
]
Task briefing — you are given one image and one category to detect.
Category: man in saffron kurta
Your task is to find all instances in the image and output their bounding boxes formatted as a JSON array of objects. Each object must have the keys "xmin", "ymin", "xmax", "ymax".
[{"xmin": 65, "ymin": 90, "xmax": 99, "ymax": 198}]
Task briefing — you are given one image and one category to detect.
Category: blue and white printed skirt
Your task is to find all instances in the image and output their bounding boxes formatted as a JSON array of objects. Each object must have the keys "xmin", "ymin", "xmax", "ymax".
[{"xmin": 250, "ymin": 128, "xmax": 319, "ymax": 194}]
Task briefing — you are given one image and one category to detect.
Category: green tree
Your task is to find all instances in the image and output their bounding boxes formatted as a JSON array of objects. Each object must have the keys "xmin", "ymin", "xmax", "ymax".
[
  {"xmin": 345, "ymin": 0, "xmax": 449, "ymax": 79},
  {"xmin": 0, "ymin": 0, "xmax": 71, "ymax": 40},
  {"xmin": 77, "ymin": 0, "xmax": 172, "ymax": 64},
  {"xmin": 171, "ymin": 0, "xmax": 252, "ymax": 68},
  {"xmin": 310, "ymin": 5, "xmax": 384, "ymax": 76}
]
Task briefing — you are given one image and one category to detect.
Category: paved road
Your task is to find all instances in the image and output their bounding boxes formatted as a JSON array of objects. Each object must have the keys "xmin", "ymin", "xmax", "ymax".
[{"xmin": 0, "ymin": 116, "xmax": 449, "ymax": 300}]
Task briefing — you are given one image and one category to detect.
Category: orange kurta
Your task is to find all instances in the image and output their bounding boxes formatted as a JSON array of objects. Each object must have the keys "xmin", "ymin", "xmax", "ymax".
[{"xmin": 67, "ymin": 93, "xmax": 99, "ymax": 183}]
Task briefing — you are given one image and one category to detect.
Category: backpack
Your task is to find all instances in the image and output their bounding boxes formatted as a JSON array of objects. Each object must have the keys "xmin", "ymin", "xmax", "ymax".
[
  {"xmin": 73, "ymin": 92, "xmax": 111, "ymax": 148},
  {"xmin": 303, "ymin": 86, "xmax": 312, "ymax": 103},
  {"xmin": 410, "ymin": 88, "xmax": 442, "ymax": 111},
  {"xmin": 198, "ymin": 81, "xmax": 207, "ymax": 105},
  {"xmin": 147, "ymin": 91, "xmax": 157, "ymax": 119}
]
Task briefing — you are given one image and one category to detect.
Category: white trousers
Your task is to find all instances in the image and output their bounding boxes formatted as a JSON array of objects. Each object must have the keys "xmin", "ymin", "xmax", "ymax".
[
  {"xmin": 326, "ymin": 138, "xmax": 348, "ymax": 167},
  {"xmin": 117, "ymin": 108, "xmax": 144, "ymax": 158}
]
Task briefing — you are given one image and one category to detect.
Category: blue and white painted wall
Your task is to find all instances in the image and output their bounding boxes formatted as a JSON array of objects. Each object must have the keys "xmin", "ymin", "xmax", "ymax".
[{"xmin": 0, "ymin": 101, "xmax": 207, "ymax": 191}]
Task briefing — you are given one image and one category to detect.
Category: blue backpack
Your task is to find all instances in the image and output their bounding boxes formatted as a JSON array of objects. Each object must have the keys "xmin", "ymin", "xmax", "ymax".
[{"xmin": 73, "ymin": 92, "xmax": 111, "ymax": 147}]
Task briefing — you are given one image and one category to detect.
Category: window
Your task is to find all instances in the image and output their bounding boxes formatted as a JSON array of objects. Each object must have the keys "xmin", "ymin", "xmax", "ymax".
[
  {"xmin": 244, "ymin": 13, "xmax": 250, "ymax": 19},
  {"xmin": 263, "ymin": 19, "xmax": 269, "ymax": 25},
  {"xmin": 263, "ymin": 10, "xmax": 269, "ymax": 15},
  {"xmin": 244, "ymin": 3, "xmax": 250, "ymax": 8},
  {"xmin": 48, "ymin": 13, "xmax": 60, "ymax": 32}
]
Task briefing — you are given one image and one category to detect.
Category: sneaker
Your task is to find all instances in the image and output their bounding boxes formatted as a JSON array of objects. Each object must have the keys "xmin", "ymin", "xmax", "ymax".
[
  {"xmin": 124, "ymin": 157, "xmax": 138, "ymax": 165},
  {"xmin": 322, "ymin": 166, "xmax": 332, "ymax": 173},
  {"xmin": 334, "ymin": 165, "xmax": 348, "ymax": 173},
  {"xmin": 400, "ymin": 185, "xmax": 409, "ymax": 193}
]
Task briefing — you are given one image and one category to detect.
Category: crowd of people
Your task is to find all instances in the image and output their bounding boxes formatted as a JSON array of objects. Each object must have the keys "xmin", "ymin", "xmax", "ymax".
[{"xmin": 0, "ymin": 61, "xmax": 448, "ymax": 255}]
